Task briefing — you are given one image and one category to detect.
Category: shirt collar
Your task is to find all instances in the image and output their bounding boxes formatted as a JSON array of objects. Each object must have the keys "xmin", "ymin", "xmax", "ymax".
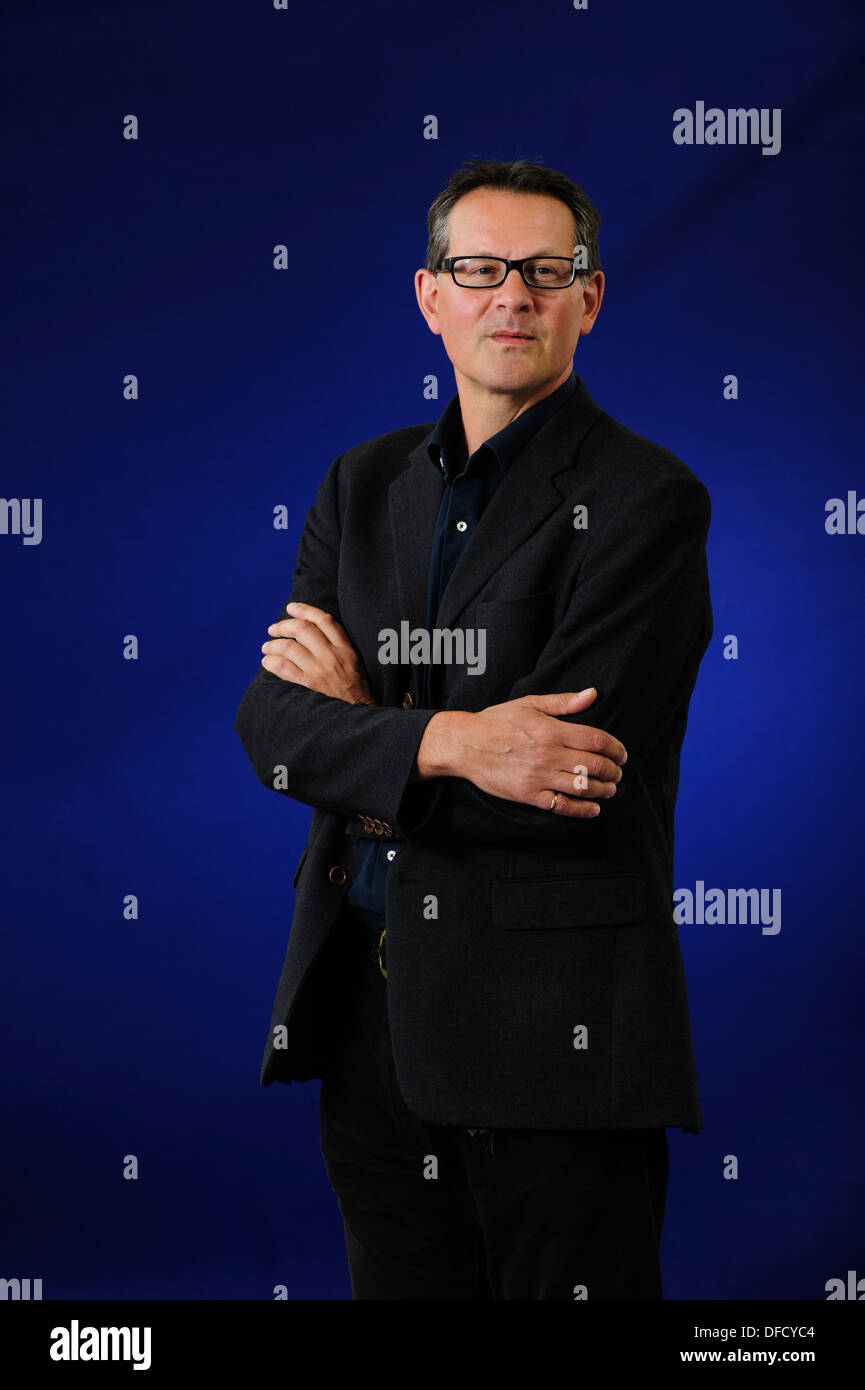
[{"xmin": 426, "ymin": 372, "xmax": 577, "ymax": 483}]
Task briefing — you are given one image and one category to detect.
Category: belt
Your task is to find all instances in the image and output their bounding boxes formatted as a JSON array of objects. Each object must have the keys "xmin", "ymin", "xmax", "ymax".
[
  {"xmin": 344, "ymin": 902, "xmax": 388, "ymax": 979},
  {"xmin": 360, "ymin": 925, "xmax": 388, "ymax": 979}
]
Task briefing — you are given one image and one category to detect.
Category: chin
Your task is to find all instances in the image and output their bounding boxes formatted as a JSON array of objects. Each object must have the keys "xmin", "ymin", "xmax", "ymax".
[{"xmin": 486, "ymin": 365, "xmax": 546, "ymax": 393}]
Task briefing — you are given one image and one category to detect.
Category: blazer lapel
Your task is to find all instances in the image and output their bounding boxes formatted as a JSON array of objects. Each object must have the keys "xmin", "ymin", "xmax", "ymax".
[
  {"xmin": 388, "ymin": 376, "xmax": 604, "ymax": 636},
  {"xmin": 388, "ymin": 437, "xmax": 445, "ymax": 636}
]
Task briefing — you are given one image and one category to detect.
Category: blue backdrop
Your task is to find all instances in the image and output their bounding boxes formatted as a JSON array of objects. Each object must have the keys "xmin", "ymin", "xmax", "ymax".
[{"xmin": 2, "ymin": 0, "xmax": 863, "ymax": 1301}]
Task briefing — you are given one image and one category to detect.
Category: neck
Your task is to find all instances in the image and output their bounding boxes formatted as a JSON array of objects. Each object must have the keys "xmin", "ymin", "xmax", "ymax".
[{"xmin": 455, "ymin": 365, "xmax": 573, "ymax": 457}]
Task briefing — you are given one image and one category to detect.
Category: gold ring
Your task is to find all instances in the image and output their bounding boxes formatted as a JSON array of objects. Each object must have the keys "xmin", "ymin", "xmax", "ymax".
[{"xmin": 549, "ymin": 792, "xmax": 559, "ymax": 812}]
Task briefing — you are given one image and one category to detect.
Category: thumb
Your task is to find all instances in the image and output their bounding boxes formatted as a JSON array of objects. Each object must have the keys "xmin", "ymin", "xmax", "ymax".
[{"xmin": 527, "ymin": 688, "xmax": 597, "ymax": 713}]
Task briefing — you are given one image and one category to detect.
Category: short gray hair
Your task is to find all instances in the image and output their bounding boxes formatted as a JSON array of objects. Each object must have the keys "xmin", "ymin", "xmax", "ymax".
[{"xmin": 424, "ymin": 157, "xmax": 602, "ymax": 289}]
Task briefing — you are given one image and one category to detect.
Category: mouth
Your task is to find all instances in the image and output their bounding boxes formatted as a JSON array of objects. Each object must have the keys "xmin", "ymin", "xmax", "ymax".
[{"xmin": 490, "ymin": 331, "xmax": 535, "ymax": 345}]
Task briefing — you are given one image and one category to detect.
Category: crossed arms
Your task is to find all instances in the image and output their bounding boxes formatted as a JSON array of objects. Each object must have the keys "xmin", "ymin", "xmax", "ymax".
[
  {"xmin": 260, "ymin": 603, "xmax": 625, "ymax": 820},
  {"xmin": 235, "ymin": 448, "xmax": 712, "ymax": 847}
]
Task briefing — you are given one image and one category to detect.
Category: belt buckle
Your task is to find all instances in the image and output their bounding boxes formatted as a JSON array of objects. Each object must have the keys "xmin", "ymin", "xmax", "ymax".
[{"xmin": 377, "ymin": 928, "xmax": 387, "ymax": 979}]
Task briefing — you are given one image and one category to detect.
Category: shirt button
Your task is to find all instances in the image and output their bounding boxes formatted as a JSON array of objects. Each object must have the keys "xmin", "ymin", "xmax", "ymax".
[
  {"xmin": 456, "ymin": 520, "xmax": 468, "ymax": 532},
  {"xmin": 402, "ymin": 691, "xmax": 413, "ymax": 709},
  {"xmin": 328, "ymin": 866, "xmax": 349, "ymax": 886},
  {"xmin": 386, "ymin": 849, "xmax": 397, "ymax": 862}
]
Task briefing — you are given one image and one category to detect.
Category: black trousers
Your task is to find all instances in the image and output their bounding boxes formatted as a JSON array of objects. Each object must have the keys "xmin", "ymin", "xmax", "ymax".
[{"xmin": 318, "ymin": 911, "xmax": 669, "ymax": 1301}]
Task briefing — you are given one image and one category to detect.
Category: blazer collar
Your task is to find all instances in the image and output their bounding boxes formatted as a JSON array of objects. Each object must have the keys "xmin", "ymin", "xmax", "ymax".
[
  {"xmin": 388, "ymin": 374, "xmax": 603, "ymax": 635},
  {"xmin": 427, "ymin": 371, "xmax": 577, "ymax": 482}
]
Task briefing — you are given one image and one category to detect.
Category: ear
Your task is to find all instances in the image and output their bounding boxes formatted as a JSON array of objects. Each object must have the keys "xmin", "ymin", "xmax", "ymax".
[
  {"xmin": 415, "ymin": 268, "xmax": 442, "ymax": 337},
  {"xmin": 579, "ymin": 271, "xmax": 605, "ymax": 336}
]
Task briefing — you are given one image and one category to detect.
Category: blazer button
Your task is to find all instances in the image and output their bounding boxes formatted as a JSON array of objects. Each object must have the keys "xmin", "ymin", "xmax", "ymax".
[
  {"xmin": 402, "ymin": 691, "xmax": 413, "ymax": 709},
  {"xmin": 328, "ymin": 866, "xmax": 349, "ymax": 886}
]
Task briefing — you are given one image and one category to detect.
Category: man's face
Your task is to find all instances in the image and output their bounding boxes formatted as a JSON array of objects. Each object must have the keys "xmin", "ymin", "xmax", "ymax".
[{"xmin": 414, "ymin": 187, "xmax": 604, "ymax": 401}]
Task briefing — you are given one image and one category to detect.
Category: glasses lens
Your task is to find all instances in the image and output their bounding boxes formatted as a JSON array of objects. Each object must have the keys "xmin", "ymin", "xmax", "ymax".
[
  {"xmin": 523, "ymin": 259, "xmax": 575, "ymax": 287},
  {"xmin": 451, "ymin": 257, "xmax": 507, "ymax": 286}
]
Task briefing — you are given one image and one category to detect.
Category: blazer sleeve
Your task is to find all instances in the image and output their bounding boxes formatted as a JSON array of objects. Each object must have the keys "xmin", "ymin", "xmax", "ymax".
[
  {"xmin": 396, "ymin": 470, "xmax": 713, "ymax": 847},
  {"xmin": 234, "ymin": 451, "xmax": 439, "ymax": 832}
]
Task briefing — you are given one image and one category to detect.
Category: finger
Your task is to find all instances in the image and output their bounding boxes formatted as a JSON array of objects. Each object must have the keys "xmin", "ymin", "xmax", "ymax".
[
  {"xmin": 563, "ymin": 752, "xmax": 624, "ymax": 785},
  {"xmin": 530, "ymin": 763, "xmax": 619, "ymax": 809},
  {"xmin": 548, "ymin": 765, "xmax": 618, "ymax": 800},
  {"xmin": 532, "ymin": 789, "xmax": 602, "ymax": 818},
  {"xmin": 266, "ymin": 618, "xmax": 333, "ymax": 661},
  {"xmin": 270, "ymin": 614, "xmax": 356, "ymax": 662},
  {"xmin": 261, "ymin": 653, "xmax": 305, "ymax": 681},
  {"xmin": 284, "ymin": 602, "xmax": 348, "ymax": 645},
  {"xmin": 284, "ymin": 601, "xmax": 330, "ymax": 621},
  {"xmin": 521, "ymin": 693, "xmax": 628, "ymax": 765},
  {"xmin": 261, "ymin": 638, "xmax": 310, "ymax": 670},
  {"xmin": 558, "ymin": 722, "xmax": 628, "ymax": 767},
  {"xmin": 566, "ymin": 771, "xmax": 619, "ymax": 799},
  {"xmin": 527, "ymin": 689, "xmax": 598, "ymax": 713}
]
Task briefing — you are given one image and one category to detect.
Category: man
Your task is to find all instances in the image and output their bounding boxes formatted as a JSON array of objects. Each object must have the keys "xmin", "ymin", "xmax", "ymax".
[{"xmin": 235, "ymin": 158, "xmax": 713, "ymax": 1301}]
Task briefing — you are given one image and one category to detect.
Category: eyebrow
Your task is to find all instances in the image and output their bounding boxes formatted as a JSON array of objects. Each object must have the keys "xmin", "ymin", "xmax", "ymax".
[{"xmin": 460, "ymin": 248, "xmax": 571, "ymax": 257}]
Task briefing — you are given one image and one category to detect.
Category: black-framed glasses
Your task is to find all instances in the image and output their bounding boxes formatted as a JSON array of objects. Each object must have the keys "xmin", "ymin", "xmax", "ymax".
[{"xmin": 437, "ymin": 255, "xmax": 582, "ymax": 289}]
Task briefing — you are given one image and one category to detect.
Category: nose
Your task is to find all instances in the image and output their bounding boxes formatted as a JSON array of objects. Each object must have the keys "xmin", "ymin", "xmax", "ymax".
[{"xmin": 495, "ymin": 265, "xmax": 533, "ymax": 307}]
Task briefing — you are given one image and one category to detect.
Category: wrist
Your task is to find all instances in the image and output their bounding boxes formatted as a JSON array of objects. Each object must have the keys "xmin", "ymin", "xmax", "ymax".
[
  {"xmin": 347, "ymin": 679, "xmax": 377, "ymax": 706},
  {"xmin": 415, "ymin": 710, "xmax": 472, "ymax": 779}
]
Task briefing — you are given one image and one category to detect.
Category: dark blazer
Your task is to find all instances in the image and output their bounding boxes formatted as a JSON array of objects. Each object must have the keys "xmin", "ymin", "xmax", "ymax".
[{"xmin": 235, "ymin": 375, "xmax": 712, "ymax": 1130}]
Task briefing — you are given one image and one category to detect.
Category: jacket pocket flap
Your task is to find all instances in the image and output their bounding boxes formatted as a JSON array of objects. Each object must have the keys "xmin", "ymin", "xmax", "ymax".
[
  {"xmin": 491, "ymin": 874, "xmax": 647, "ymax": 929},
  {"xmin": 475, "ymin": 590, "xmax": 553, "ymax": 627}
]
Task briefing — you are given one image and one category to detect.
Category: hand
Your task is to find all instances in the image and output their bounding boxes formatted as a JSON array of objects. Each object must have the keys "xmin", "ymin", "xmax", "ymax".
[
  {"xmin": 416, "ymin": 688, "xmax": 627, "ymax": 818},
  {"xmin": 261, "ymin": 602, "xmax": 378, "ymax": 706}
]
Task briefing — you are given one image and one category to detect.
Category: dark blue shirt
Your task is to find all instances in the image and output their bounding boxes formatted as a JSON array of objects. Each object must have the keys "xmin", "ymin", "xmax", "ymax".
[{"xmin": 346, "ymin": 372, "xmax": 578, "ymax": 929}]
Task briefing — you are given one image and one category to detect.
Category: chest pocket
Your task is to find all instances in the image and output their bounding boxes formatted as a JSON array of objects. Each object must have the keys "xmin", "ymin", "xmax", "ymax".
[
  {"xmin": 467, "ymin": 590, "xmax": 554, "ymax": 693},
  {"xmin": 475, "ymin": 590, "xmax": 553, "ymax": 627}
]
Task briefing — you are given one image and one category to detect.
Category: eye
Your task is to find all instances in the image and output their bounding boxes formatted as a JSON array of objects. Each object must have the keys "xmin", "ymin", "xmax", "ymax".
[
  {"xmin": 525, "ymin": 259, "xmax": 573, "ymax": 286},
  {"xmin": 454, "ymin": 258, "xmax": 500, "ymax": 277}
]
